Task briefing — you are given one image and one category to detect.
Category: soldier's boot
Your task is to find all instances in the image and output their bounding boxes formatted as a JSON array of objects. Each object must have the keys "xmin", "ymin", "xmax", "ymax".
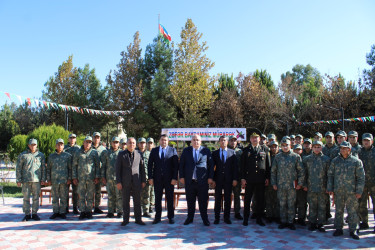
[
  {"xmin": 79, "ymin": 212, "xmax": 86, "ymax": 220},
  {"xmin": 317, "ymin": 224, "xmax": 325, "ymax": 232},
  {"xmin": 242, "ymin": 216, "xmax": 249, "ymax": 226},
  {"xmin": 235, "ymin": 213, "xmax": 243, "ymax": 220},
  {"xmin": 350, "ymin": 230, "xmax": 360, "ymax": 240},
  {"xmin": 93, "ymin": 207, "xmax": 103, "ymax": 214},
  {"xmin": 106, "ymin": 213, "xmax": 115, "ymax": 218},
  {"xmin": 73, "ymin": 207, "xmax": 79, "ymax": 215},
  {"xmin": 86, "ymin": 212, "xmax": 93, "ymax": 219},
  {"xmin": 278, "ymin": 223, "xmax": 288, "ymax": 229},
  {"xmin": 32, "ymin": 214, "xmax": 40, "ymax": 221},
  {"xmin": 288, "ymin": 223, "xmax": 296, "ymax": 230},
  {"xmin": 143, "ymin": 212, "xmax": 151, "ymax": 218},
  {"xmin": 256, "ymin": 217, "xmax": 265, "ymax": 226},
  {"xmin": 60, "ymin": 213, "xmax": 67, "ymax": 219},
  {"xmin": 359, "ymin": 222, "xmax": 369, "ymax": 230},
  {"xmin": 49, "ymin": 213, "xmax": 59, "ymax": 219},
  {"xmin": 117, "ymin": 212, "xmax": 123, "ymax": 218},
  {"xmin": 308, "ymin": 223, "xmax": 317, "ymax": 231},
  {"xmin": 22, "ymin": 215, "xmax": 31, "ymax": 222},
  {"xmin": 333, "ymin": 229, "xmax": 343, "ymax": 236}
]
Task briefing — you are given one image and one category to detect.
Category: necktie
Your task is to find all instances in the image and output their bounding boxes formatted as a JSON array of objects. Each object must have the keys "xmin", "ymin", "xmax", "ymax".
[
  {"xmin": 161, "ymin": 149, "xmax": 165, "ymax": 161},
  {"xmin": 195, "ymin": 149, "xmax": 198, "ymax": 163},
  {"xmin": 221, "ymin": 149, "xmax": 225, "ymax": 163}
]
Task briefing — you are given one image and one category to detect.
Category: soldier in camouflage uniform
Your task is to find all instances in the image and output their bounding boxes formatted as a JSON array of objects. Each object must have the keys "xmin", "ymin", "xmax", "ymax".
[
  {"xmin": 137, "ymin": 138, "xmax": 152, "ymax": 217},
  {"xmin": 313, "ymin": 132, "xmax": 323, "ymax": 142},
  {"xmin": 271, "ymin": 138, "xmax": 304, "ymax": 230},
  {"xmin": 328, "ymin": 141, "xmax": 365, "ymax": 240},
  {"xmin": 358, "ymin": 133, "xmax": 375, "ymax": 232},
  {"xmin": 228, "ymin": 135, "xmax": 243, "ymax": 220},
  {"xmin": 265, "ymin": 141, "xmax": 280, "ymax": 223},
  {"xmin": 290, "ymin": 135, "xmax": 296, "ymax": 148},
  {"xmin": 64, "ymin": 133, "xmax": 80, "ymax": 214},
  {"xmin": 260, "ymin": 134, "xmax": 267, "ymax": 147},
  {"xmin": 322, "ymin": 132, "xmax": 338, "ymax": 159},
  {"xmin": 92, "ymin": 132, "xmax": 107, "ymax": 214},
  {"xmin": 348, "ymin": 131, "xmax": 361, "ymax": 158},
  {"xmin": 47, "ymin": 139, "xmax": 72, "ymax": 220},
  {"xmin": 266, "ymin": 134, "xmax": 277, "ymax": 147},
  {"xmin": 146, "ymin": 137, "xmax": 155, "ymax": 213},
  {"xmin": 120, "ymin": 138, "xmax": 127, "ymax": 151},
  {"xmin": 295, "ymin": 134, "xmax": 303, "ymax": 146},
  {"xmin": 72, "ymin": 136, "xmax": 100, "ymax": 220},
  {"xmin": 303, "ymin": 141, "xmax": 330, "ymax": 232},
  {"xmin": 16, "ymin": 139, "xmax": 46, "ymax": 221},
  {"xmin": 101, "ymin": 137, "xmax": 123, "ymax": 218},
  {"xmin": 293, "ymin": 144, "xmax": 302, "ymax": 155},
  {"xmin": 330, "ymin": 131, "xmax": 347, "ymax": 160}
]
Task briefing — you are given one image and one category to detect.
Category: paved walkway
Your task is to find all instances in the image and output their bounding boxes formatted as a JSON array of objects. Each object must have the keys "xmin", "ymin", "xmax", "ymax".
[{"xmin": 0, "ymin": 195, "xmax": 374, "ymax": 249}]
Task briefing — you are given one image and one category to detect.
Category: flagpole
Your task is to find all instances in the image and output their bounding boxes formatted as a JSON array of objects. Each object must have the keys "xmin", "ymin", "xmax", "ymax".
[{"xmin": 158, "ymin": 14, "xmax": 160, "ymax": 40}]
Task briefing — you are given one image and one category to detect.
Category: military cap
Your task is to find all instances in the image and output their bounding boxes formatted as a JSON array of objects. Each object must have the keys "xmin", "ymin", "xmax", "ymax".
[
  {"xmin": 28, "ymin": 138, "xmax": 37, "ymax": 145},
  {"xmin": 261, "ymin": 134, "xmax": 267, "ymax": 139},
  {"xmin": 229, "ymin": 135, "xmax": 237, "ymax": 141},
  {"xmin": 250, "ymin": 132, "xmax": 260, "ymax": 137},
  {"xmin": 362, "ymin": 133, "xmax": 373, "ymax": 141},
  {"xmin": 293, "ymin": 144, "xmax": 302, "ymax": 150},
  {"xmin": 295, "ymin": 134, "xmax": 303, "ymax": 139},
  {"xmin": 84, "ymin": 136, "xmax": 93, "ymax": 141},
  {"xmin": 147, "ymin": 137, "xmax": 154, "ymax": 143},
  {"xmin": 281, "ymin": 138, "xmax": 291, "ymax": 145},
  {"xmin": 93, "ymin": 132, "xmax": 101, "ymax": 137},
  {"xmin": 120, "ymin": 138, "xmax": 127, "ymax": 144},
  {"xmin": 314, "ymin": 132, "xmax": 323, "ymax": 138},
  {"xmin": 267, "ymin": 134, "xmax": 276, "ymax": 140},
  {"xmin": 348, "ymin": 131, "xmax": 358, "ymax": 137},
  {"xmin": 138, "ymin": 137, "xmax": 146, "ymax": 143},
  {"xmin": 339, "ymin": 141, "xmax": 351, "ymax": 148},
  {"xmin": 325, "ymin": 131, "xmax": 334, "ymax": 137},
  {"xmin": 303, "ymin": 138, "xmax": 312, "ymax": 144},
  {"xmin": 269, "ymin": 141, "xmax": 278, "ymax": 147},
  {"xmin": 112, "ymin": 136, "xmax": 120, "ymax": 142},
  {"xmin": 290, "ymin": 135, "xmax": 295, "ymax": 139},
  {"xmin": 69, "ymin": 133, "xmax": 77, "ymax": 138},
  {"xmin": 282, "ymin": 136, "xmax": 290, "ymax": 141},
  {"xmin": 56, "ymin": 138, "xmax": 64, "ymax": 144},
  {"xmin": 336, "ymin": 130, "xmax": 347, "ymax": 137},
  {"xmin": 312, "ymin": 140, "xmax": 323, "ymax": 146}
]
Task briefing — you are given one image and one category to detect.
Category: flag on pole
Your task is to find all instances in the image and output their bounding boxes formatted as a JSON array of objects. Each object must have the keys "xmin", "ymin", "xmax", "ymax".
[{"xmin": 159, "ymin": 24, "xmax": 171, "ymax": 42}]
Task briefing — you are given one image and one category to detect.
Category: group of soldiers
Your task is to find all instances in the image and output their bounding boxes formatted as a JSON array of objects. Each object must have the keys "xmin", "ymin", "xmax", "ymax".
[{"xmin": 16, "ymin": 130, "xmax": 374, "ymax": 240}]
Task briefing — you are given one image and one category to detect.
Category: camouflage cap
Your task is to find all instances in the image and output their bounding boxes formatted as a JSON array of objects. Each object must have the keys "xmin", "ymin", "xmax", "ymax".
[
  {"xmin": 28, "ymin": 138, "xmax": 37, "ymax": 145},
  {"xmin": 290, "ymin": 135, "xmax": 295, "ymax": 139},
  {"xmin": 147, "ymin": 137, "xmax": 154, "ymax": 143},
  {"xmin": 69, "ymin": 133, "xmax": 77, "ymax": 138},
  {"xmin": 295, "ymin": 134, "xmax": 303, "ymax": 139},
  {"xmin": 282, "ymin": 136, "xmax": 290, "ymax": 141},
  {"xmin": 267, "ymin": 134, "xmax": 276, "ymax": 140},
  {"xmin": 84, "ymin": 136, "xmax": 93, "ymax": 142},
  {"xmin": 261, "ymin": 134, "xmax": 267, "ymax": 139},
  {"xmin": 281, "ymin": 138, "xmax": 291, "ymax": 145},
  {"xmin": 56, "ymin": 138, "xmax": 64, "ymax": 144},
  {"xmin": 312, "ymin": 140, "xmax": 323, "ymax": 146},
  {"xmin": 93, "ymin": 132, "xmax": 101, "ymax": 137},
  {"xmin": 229, "ymin": 135, "xmax": 237, "ymax": 141},
  {"xmin": 325, "ymin": 131, "xmax": 334, "ymax": 137},
  {"xmin": 112, "ymin": 136, "xmax": 120, "ymax": 142},
  {"xmin": 293, "ymin": 144, "xmax": 302, "ymax": 150},
  {"xmin": 314, "ymin": 132, "xmax": 323, "ymax": 138},
  {"xmin": 362, "ymin": 133, "xmax": 373, "ymax": 141},
  {"xmin": 269, "ymin": 141, "xmax": 279, "ymax": 147},
  {"xmin": 138, "ymin": 137, "xmax": 146, "ymax": 143},
  {"xmin": 348, "ymin": 131, "xmax": 358, "ymax": 137},
  {"xmin": 339, "ymin": 141, "xmax": 351, "ymax": 148},
  {"xmin": 336, "ymin": 130, "xmax": 347, "ymax": 137},
  {"xmin": 303, "ymin": 138, "xmax": 312, "ymax": 144},
  {"xmin": 120, "ymin": 138, "xmax": 127, "ymax": 144}
]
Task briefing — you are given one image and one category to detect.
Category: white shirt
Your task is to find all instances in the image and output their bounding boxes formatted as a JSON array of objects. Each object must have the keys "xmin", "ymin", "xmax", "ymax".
[{"xmin": 159, "ymin": 146, "xmax": 168, "ymax": 159}]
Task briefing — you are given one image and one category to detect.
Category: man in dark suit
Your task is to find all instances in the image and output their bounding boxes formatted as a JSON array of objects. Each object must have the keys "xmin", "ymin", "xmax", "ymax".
[
  {"xmin": 116, "ymin": 137, "xmax": 146, "ymax": 226},
  {"xmin": 148, "ymin": 134, "xmax": 179, "ymax": 224},
  {"xmin": 241, "ymin": 132, "xmax": 271, "ymax": 226},
  {"xmin": 212, "ymin": 136, "xmax": 238, "ymax": 224},
  {"xmin": 179, "ymin": 134, "xmax": 214, "ymax": 226}
]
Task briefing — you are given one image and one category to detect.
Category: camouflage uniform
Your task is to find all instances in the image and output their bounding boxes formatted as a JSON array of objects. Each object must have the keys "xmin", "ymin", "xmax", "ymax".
[
  {"xmin": 303, "ymin": 152, "xmax": 330, "ymax": 225},
  {"xmin": 327, "ymin": 151, "xmax": 365, "ymax": 232},
  {"xmin": 323, "ymin": 144, "xmax": 339, "ymax": 160},
  {"xmin": 72, "ymin": 146, "xmax": 100, "ymax": 213},
  {"xmin": 64, "ymin": 143, "xmax": 80, "ymax": 210},
  {"xmin": 140, "ymin": 149, "xmax": 152, "ymax": 214},
  {"xmin": 296, "ymin": 148, "xmax": 311, "ymax": 222},
  {"xmin": 16, "ymin": 149, "xmax": 46, "ymax": 216},
  {"xmin": 271, "ymin": 150, "xmax": 304, "ymax": 224},
  {"xmin": 350, "ymin": 143, "xmax": 361, "ymax": 158},
  {"xmin": 232, "ymin": 147, "xmax": 243, "ymax": 215},
  {"xmin": 47, "ymin": 150, "xmax": 72, "ymax": 214},
  {"xmin": 358, "ymin": 144, "xmax": 375, "ymax": 224},
  {"xmin": 265, "ymin": 152, "xmax": 279, "ymax": 220},
  {"xmin": 92, "ymin": 144, "xmax": 107, "ymax": 208},
  {"xmin": 101, "ymin": 147, "xmax": 123, "ymax": 214}
]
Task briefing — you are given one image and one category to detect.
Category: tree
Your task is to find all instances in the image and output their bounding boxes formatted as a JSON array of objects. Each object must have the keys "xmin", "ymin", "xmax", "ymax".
[
  {"xmin": 363, "ymin": 44, "xmax": 375, "ymax": 88},
  {"xmin": 253, "ymin": 69, "xmax": 274, "ymax": 91},
  {"xmin": 107, "ymin": 32, "xmax": 144, "ymax": 137},
  {"xmin": 171, "ymin": 19, "xmax": 215, "ymax": 127},
  {"xmin": 0, "ymin": 104, "xmax": 20, "ymax": 150},
  {"xmin": 214, "ymin": 73, "xmax": 238, "ymax": 97},
  {"xmin": 209, "ymin": 88, "xmax": 242, "ymax": 127}
]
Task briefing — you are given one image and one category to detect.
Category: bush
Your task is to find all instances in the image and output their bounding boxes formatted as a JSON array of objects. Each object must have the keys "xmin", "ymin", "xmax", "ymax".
[{"xmin": 7, "ymin": 134, "xmax": 28, "ymax": 162}]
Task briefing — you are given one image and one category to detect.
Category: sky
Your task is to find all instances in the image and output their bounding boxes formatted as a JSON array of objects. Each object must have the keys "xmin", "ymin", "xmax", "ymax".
[{"xmin": 0, "ymin": 0, "xmax": 374, "ymax": 107}]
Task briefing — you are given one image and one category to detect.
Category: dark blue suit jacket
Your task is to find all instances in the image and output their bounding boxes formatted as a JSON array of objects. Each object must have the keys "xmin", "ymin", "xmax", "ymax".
[
  {"xmin": 212, "ymin": 148, "xmax": 238, "ymax": 184},
  {"xmin": 148, "ymin": 146, "xmax": 179, "ymax": 183},
  {"xmin": 179, "ymin": 146, "xmax": 214, "ymax": 186}
]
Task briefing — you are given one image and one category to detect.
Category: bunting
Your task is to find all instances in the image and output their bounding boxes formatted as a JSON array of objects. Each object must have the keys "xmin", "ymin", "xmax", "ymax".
[{"xmin": 297, "ymin": 115, "xmax": 375, "ymax": 126}]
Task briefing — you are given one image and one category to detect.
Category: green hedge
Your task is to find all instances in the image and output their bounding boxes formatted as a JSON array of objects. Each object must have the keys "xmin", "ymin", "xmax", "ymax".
[{"xmin": 7, "ymin": 134, "xmax": 28, "ymax": 162}]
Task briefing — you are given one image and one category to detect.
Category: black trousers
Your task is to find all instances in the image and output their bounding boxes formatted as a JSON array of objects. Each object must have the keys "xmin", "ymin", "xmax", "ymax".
[
  {"xmin": 185, "ymin": 181, "xmax": 209, "ymax": 222},
  {"xmin": 214, "ymin": 181, "xmax": 232, "ymax": 219},
  {"xmin": 243, "ymin": 183, "xmax": 265, "ymax": 220},
  {"xmin": 154, "ymin": 179, "xmax": 175, "ymax": 219},
  {"xmin": 122, "ymin": 181, "xmax": 142, "ymax": 222}
]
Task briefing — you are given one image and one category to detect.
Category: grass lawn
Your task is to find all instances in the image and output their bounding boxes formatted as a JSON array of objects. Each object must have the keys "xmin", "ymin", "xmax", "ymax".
[{"xmin": 0, "ymin": 182, "xmax": 23, "ymax": 198}]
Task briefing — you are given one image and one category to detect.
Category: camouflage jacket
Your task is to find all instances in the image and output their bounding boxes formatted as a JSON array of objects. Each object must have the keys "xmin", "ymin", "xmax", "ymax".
[
  {"xmin": 47, "ymin": 151, "xmax": 72, "ymax": 184},
  {"xmin": 64, "ymin": 143, "xmax": 80, "ymax": 155},
  {"xmin": 303, "ymin": 152, "xmax": 330, "ymax": 192},
  {"xmin": 327, "ymin": 153, "xmax": 365, "ymax": 194},
  {"xmin": 350, "ymin": 143, "xmax": 361, "ymax": 158},
  {"xmin": 271, "ymin": 150, "xmax": 304, "ymax": 189},
  {"xmin": 101, "ymin": 147, "xmax": 121, "ymax": 181},
  {"xmin": 138, "ymin": 150, "xmax": 150, "ymax": 176},
  {"xmin": 16, "ymin": 149, "xmax": 46, "ymax": 183},
  {"xmin": 322, "ymin": 144, "xmax": 338, "ymax": 159},
  {"xmin": 358, "ymin": 145, "xmax": 375, "ymax": 185},
  {"xmin": 72, "ymin": 146, "xmax": 100, "ymax": 181},
  {"xmin": 301, "ymin": 149, "xmax": 312, "ymax": 160}
]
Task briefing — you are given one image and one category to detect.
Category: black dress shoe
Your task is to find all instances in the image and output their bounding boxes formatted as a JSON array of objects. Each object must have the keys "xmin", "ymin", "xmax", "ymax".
[
  {"xmin": 308, "ymin": 223, "xmax": 317, "ymax": 231},
  {"xmin": 278, "ymin": 223, "xmax": 288, "ymax": 229},
  {"xmin": 94, "ymin": 207, "xmax": 103, "ymax": 214},
  {"xmin": 32, "ymin": 214, "xmax": 40, "ymax": 221},
  {"xmin": 243, "ymin": 220, "xmax": 248, "ymax": 226},
  {"xmin": 22, "ymin": 215, "xmax": 31, "ymax": 222},
  {"xmin": 117, "ymin": 212, "xmax": 123, "ymax": 218},
  {"xmin": 317, "ymin": 224, "xmax": 325, "ymax": 232},
  {"xmin": 86, "ymin": 212, "xmax": 93, "ymax": 219},
  {"xmin": 224, "ymin": 219, "xmax": 232, "ymax": 225},
  {"xmin": 169, "ymin": 218, "xmax": 175, "ymax": 224},
  {"xmin": 203, "ymin": 220, "xmax": 210, "ymax": 226},
  {"xmin": 121, "ymin": 220, "xmax": 129, "ymax": 226},
  {"xmin": 152, "ymin": 218, "xmax": 161, "ymax": 224},
  {"xmin": 251, "ymin": 213, "xmax": 257, "ymax": 219},
  {"xmin": 143, "ymin": 212, "xmax": 151, "ymax": 218},
  {"xmin": 350, "ymin": 231, "xmax": 360, "ymax": 240},
  {"xmin": 297, "ymin": 218, "xmax": 306, "ymax": 226},
  {"xmin": 333, "ymin": 229, "xmax": 343, "ymax": 236},
  {"xmin": 73, "ymin": 207, "xmax": 79, "ymax": 215},
  {"xmin": 184, "ymin": 218, "xmax": 193, "ymax": 225},
  {"xmin": 235, "ymin": 213, "xmax": 243, "ymax": 220},
  {"xmin": 256, "ymin": 218, "xmax": 265, "ymax": 226},
  {"xmin": 214, "ymin": 219, "xmax": 220, "ymax": 224},
  {"xmin": 50, "ymin": 213, "xmax": 59, "ymax": 219},
  {"xmin": 265, "ymin": 217, "xmax": 273, "ymax": 223},
  {"xmin": 60, "ymin": 213, "xmax": 67, "ymax": 219},
  {"xmin": 79, "ymin": 212, "xmax": 86, "ymax": 220},
  {"xmin": 135, "ymin": 220, "xmax": 146, "ymax": 225},
  {"xmin": 106, "ymin": 213, "xmax": 115, "ymax": 218},
  {"xmin": 359, "ymin": 222, "xmax": 369, "ymax": 229},
  {"xmin": 288, "ymin": 223, "xmax": 296, "ymax": 230}
]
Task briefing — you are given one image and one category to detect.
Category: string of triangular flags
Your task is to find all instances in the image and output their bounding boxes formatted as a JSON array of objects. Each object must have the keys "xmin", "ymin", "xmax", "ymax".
[
  {"xmin": 297, "ymin": 116, "xmax": 375, "ymax": 126},
  {"xmin": 1, "ymin": 91, "xmax": 129, "ymax": 116}
]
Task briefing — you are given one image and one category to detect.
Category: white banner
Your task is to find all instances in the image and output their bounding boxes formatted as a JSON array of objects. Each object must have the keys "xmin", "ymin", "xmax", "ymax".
[{"xmin": 161, "ymin": 128, "xmax": 246, "ymax": 141}]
